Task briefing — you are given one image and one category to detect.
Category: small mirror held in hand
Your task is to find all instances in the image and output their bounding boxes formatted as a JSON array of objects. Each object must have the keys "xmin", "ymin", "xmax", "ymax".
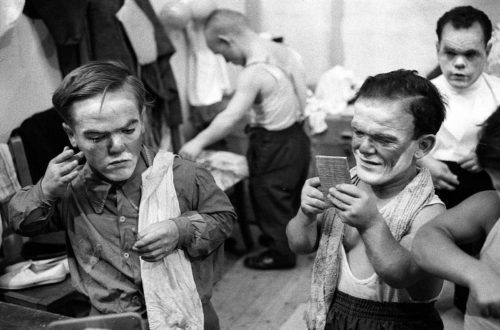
[{"xmin": 315, "ymin": 155, "xmax": 351, "ymax": 202}]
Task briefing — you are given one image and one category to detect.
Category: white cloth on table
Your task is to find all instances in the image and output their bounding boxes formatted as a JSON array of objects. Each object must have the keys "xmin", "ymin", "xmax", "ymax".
[
  {"xmin": 196, "ymin": 150, "xmax": 248, "ymax": 191},
  {"xmin": 305, "ymin": 65, "xmax": 360, "ymax": 135}
]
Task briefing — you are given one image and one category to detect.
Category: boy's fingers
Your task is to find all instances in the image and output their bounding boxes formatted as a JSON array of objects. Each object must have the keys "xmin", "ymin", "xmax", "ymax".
[
  {"xmin": 308, "ymin": 177, "xmax": 321, "ymax": 187},
  {"xmin": 59, "ymin": 160, "xmax": 80, "ymax": 175},
  {"xmin": 133, "ymin": 233, "xmax": 155, "ymax": 249},
  {"xmin": 62, "ymin": 169, "xmax": 80, "ymax": 183},
  {"xmin": 52, "ymin": 147, "xmax": 75, "ymax": 164}
]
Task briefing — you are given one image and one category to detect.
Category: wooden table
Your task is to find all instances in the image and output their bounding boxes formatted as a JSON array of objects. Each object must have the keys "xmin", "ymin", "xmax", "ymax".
[{"xmin": 0, "ymin": 301, "xmax": 68, "ymax": 329}]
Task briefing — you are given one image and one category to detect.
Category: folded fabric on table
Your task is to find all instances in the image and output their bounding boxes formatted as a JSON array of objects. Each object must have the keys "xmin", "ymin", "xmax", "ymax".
[{"xmin": 196, "ymin": 150, "xmax": 249, "ymax": 191}]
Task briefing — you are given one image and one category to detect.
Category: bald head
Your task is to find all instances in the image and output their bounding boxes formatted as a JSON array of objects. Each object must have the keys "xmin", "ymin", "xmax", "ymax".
[
  {"xmin": 204, "ymin": 9, "xmax": 253, "ymax": 65},
  {"xmin": 205, "ymin": 9, "xmax": 250, "ymax": 37}
]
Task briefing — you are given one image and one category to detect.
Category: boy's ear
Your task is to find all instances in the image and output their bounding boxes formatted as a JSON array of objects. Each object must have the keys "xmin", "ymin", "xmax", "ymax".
[
  {"xmin": 486, "ymin": 39, "xmax": 492, "ymax": 56},
  {"xmin": 217, "ymin": 34, "xmax": 231, "ymax": 46},
  {"xmin": 63, "ymin": 123, "xmax": 78, "ymax": 148},
  {"xmin": 415, "ymin": 134, "xmax": 436, "ymax": 159},
  {"xmin": 140, "ymin": 108, "xmax": 147, "ymax": 134}
]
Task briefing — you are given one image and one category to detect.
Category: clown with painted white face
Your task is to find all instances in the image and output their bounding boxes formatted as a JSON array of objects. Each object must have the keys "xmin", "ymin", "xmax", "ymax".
[
  {"xmin": 421, "ymin": 6, "xmax": 500, "ymax": 210},
  {"xmin": 287, "ymin": 70, "xmax": 447, "ymax": 330},
  {"xmin": 63, "ymin": 88, "xmax": 144, "ymax": 184},
  {"xmin": 9, "ymin": 61, "xmax": 236, "ymax": 328}
]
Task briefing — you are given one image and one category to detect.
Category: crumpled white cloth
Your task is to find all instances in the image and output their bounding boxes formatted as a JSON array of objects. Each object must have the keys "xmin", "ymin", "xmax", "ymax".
[
  {"xmin": 0, "ymin": 0, "xmax": 24, "ymax": 39},
  {"xmin": 305, "ymin": 65, "xmax": 360, "ymax": 135},
  {"xmin": 139, "ymin": 150, "xmax": 203, "ymax": 330},
  {"xmin": 196, "ymin": 150, "xmax": 248, "ymax": 191},
  {"xmin": 185, "ymin": 22, "xmax": 231, "ymax": 106}
]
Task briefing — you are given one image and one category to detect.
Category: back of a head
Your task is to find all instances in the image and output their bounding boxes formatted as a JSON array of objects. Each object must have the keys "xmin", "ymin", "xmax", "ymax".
[
  {"xmin": 204, "ymin": 9, "xmax": 250, "ymax": 37},
  {"xmin": 355, "ymin": 69, "xmax": 446, "ymax": 138},
  {"xmin": 52, "ymin": 61, "xmax": 148, "ymax": 127},
  {"xmin": 436, "ymin": 6, "xmax": 492, "ymax": 45},
  {"xmin": 476, "ymin": 106, "xmax": 500, "ymax": 171}
]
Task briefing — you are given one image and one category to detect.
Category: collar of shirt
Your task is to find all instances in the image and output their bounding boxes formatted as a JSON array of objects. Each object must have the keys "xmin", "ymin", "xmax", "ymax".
[{"xmin": 81, "ymin": 146, "xmax": 153, "ymax": 214}]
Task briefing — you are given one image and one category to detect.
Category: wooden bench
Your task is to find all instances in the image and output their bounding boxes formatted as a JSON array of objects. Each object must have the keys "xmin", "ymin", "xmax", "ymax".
[{"xmin": 0, "ymin": 301, "xmax": 68, "ymax": 329}]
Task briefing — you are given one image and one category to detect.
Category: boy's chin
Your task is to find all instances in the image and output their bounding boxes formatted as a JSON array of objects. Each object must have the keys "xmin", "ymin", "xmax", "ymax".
[{"xmin": 102, "ymin": 168, "xmax": 135, "ymax": 183}]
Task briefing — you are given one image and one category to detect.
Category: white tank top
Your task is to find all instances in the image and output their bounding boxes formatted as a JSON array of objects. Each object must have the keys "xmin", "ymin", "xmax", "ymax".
[
  {"xmin": 464, "ymin": 218, "xmax": 500, "ymax": 330},
  {"xmin": 337, "ymin": 194, "xmax": 443, "ymax": 303},
  {"xmin": 247, "ymin": 62, "xmax": 301, "ymax": 131}
]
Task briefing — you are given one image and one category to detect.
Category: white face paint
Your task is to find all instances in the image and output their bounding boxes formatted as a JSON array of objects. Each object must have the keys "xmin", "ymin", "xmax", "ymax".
[
  {"xmin": 437, "ymin": 22, "xmax": 489, "ymax": 90},
  {"xmin": 66, "ymin": 89, "xmax": 144, "ymax": 182},
  {"xmin": 351, "ymin": 99, "xmax": 421, "ymax": 190}
]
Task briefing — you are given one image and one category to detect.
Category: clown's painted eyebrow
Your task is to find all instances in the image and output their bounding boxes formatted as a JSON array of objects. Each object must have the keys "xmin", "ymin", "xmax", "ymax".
[
  {"xmin": 83, "ymin": 119, "xmax": 139, "ymax": 136},
  {"xmin": 351, "ymin": 123, "xmax": 398, "ymax": 144}
]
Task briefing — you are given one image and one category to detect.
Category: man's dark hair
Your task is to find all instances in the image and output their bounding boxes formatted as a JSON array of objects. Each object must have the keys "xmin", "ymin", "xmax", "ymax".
[
  {"xmin": 436, "ymin": 6, "xmax": 492, "ymax": 46},
  {"xmin": 354, "ymin": 69, "xmax": 446, "ymax": 138},
  {"xmin": 476, "ymin": 106, "xmax": 500, "ymax": 170},
  {"xmin": 52, "ymin": 61, "xmax": 150, "ymax": 126}
]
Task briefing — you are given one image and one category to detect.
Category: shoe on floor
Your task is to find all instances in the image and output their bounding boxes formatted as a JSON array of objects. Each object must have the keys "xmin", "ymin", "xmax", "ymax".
[
  {"xmin": 243, "ymin": 250, "xmax": 295, "ymax": 270},
  {"xmin": 257, "ymin": 234, "xmax": 272, "ymax": 247},
  {"xmin": 4, "ymin": 255, "xmax": 67, "ymax": 274},
  {"xmin": 0, "ymin": 257, "xmax": 69, "ymax": 290}
]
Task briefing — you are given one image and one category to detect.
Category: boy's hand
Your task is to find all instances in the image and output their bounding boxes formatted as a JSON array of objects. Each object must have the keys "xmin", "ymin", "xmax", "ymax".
[
  {"xmin": 329, "ymin": 184, "xmax": 381, "ymax": 231},
  {"xmin": 422, "ymin": 157, "xmax": 459, "ymax": 190},
  {"xmin": 41, "ymin": 147, "xmax": 84, "ymax": 200},
  {"xmin": 133, "ymin": 220, "xmax": 179, "ymax": 262},
  {"xmin": 458, "ymin": 152, "xmax": 482, "ymax": 173},
  {"xmin": 300, "ymin": 177, "xmax": 328, "ymax": 218},
  {"xmin": 179, "ymin": 140, "xmax": 203, "ymax": 162}
]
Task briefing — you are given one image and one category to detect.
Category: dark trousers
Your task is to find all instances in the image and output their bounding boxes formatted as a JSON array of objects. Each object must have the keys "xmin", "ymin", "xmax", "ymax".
[
  {"xmin": 247, "ymin": 123, "xmax": 310, "ymax": 262},
  {"xmin": 435, "ymin": 161, "xmax": 493, "ymax": 314},
  {"xmin": 436, "ymin": 161, "xmax": 493, "ymax": 209},
  {"xmin": 326, "ymin": 291, "xmax": 443, "ymax": 330}
]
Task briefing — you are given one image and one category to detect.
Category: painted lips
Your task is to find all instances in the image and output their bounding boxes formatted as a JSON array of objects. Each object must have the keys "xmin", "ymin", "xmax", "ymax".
[{"xmin": 108, "ymin": 159, "xmax": 131, "ymax": 168}]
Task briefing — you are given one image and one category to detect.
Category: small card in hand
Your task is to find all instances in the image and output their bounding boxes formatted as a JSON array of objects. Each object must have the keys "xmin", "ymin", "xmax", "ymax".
[{"xmin": 315, "ymin": 156, "xmax": 351, "ymax": 202}]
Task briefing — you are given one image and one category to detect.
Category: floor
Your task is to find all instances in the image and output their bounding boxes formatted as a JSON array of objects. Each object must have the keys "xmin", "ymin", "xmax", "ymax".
[{"xmin": 212, "ymin": 224, "xmax": 464, "ymax": 330}]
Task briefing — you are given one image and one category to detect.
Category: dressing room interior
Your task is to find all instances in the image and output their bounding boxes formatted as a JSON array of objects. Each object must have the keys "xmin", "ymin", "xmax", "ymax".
[{"xmin": 1, "ymin": 0, "xmax": 500, "ymax": 329}]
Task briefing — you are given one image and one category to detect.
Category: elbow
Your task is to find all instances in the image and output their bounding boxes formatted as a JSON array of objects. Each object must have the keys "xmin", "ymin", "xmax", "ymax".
[
  {"xmin": 286, "ymin": 225, "xmax": 316, "ymax": 255},
  {"xmin": 411, "ymin": 227, "xmax": 433, "ymax": 270},
  {"xmin": 375, "ymin": 261, "xmax": 419, "ymax": 289}
]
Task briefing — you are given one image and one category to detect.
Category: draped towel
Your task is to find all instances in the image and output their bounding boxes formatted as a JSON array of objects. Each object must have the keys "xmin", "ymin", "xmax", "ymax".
[
  {"xmin": 306, "ymin": 167, "xmax": 435, "ymax": 330},
  {"xmin": 139, "ymin": 150, "xmax": 203, "ymax": 329}
]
